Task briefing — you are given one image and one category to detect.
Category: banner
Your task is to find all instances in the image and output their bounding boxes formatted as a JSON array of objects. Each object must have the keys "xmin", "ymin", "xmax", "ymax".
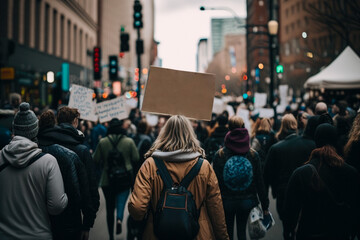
[
  {"xmin": 96, "ymin": 96, "xmax": 128, "ymax": 123},
  {"xmin": 254, "ymin": 92, "xmax": 267, "ymax": 108},
  {"xmin": 68, "ymin": 84, "xmax": 97, "ymax": 122}
]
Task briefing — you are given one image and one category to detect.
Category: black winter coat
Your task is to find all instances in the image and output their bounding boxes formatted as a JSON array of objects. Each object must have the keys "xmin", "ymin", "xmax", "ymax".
[
  {"xmin": 38, "ymin": 143, "xmax": 84, "ymax": 236},
  {"xmin": 204, "ymin": 126, "xmax": 228, "ymax": 163},
  {"xmin": 284, "ymin": 159, "xmax": 360, "ymax": 240},
  {"xmin": 263, "ymin": 134, "xmax": 316, "ymax": 198},
  {"xmin": 38, "ymin": 124, "xmax": 100, "ymax": 230},
  {"xmin": 213, "ymin": 147, "xmax": 269, "ymax": 211}
]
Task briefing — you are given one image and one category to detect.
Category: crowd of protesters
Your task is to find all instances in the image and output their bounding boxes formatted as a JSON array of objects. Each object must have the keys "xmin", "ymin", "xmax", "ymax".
[{"xmin": 0, "ymin": 92, "xmax": 360, "ymax": 240}]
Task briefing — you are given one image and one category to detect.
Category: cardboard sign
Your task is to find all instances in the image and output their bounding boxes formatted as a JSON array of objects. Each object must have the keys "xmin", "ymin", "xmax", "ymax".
[
  {"xmin": 236, "ymin": 107, "xmax": 251, "ymax": 132},
  {"xmin": 96, "ymin": 96, "xmax": 128, "ymax": 123},
  {"xmin": 141, "ymin": 66, "xmax": 216, "ymax": 121},
  {"xmin": 68, "ymin": 84, "xmax": 97, "ymax": 122}
]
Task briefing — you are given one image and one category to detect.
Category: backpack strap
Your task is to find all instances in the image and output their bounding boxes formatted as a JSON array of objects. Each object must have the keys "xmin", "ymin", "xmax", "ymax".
[
  {"xmin": 153, "ymin": 157, "xmax": 174, "ymax": 189},
  {"xmin": 108, "ymin": 135, "xmax": 124, "ymax": 149},
  {"xmin": 0, "ymin": 152, "xmax": 46, "ymax": 173},
  {"xmin": 180, "ymin": 158, "xmax": 204, "ymax": 189}
]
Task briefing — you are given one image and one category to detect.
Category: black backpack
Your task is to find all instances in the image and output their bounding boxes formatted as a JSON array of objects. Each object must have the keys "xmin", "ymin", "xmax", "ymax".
[
  {"xmin": 206, "ymin": 137, "xmax": 223, "ymax": 164},
  {"xmin": 107, "ymin": 135, "xmax": 132, "ymax": 192},
  {"xmin": 153, "ymin": 157, "xmax": 204, "ymax": 240}
]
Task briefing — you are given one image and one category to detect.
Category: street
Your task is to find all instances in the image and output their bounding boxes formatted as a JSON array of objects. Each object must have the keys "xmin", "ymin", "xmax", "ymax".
[{"xmin": 90, "ymin": 188, "xmax": 283, "ymax": 240}]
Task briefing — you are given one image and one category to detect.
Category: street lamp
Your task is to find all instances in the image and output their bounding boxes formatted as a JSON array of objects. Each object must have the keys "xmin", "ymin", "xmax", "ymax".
[{"xmin": 268, "ymin": 20, "xmax": 278, "ymax": 108}]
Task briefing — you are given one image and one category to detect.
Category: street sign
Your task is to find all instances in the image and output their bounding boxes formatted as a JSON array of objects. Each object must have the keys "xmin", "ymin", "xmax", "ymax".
[{"xmin": 0, "ymin": 67, "xmax": 15, "ymax": 80}]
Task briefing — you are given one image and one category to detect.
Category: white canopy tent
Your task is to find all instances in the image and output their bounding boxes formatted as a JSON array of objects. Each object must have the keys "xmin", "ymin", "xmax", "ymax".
[{"xmin": 304, "ymin": 46, "xmax": 360, "ymax": 89}]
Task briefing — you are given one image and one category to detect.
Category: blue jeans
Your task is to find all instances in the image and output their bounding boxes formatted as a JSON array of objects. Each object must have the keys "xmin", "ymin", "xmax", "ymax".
[
  {"xmin": 223, "ymin": 197, "xmax": 258, "ymax": 240},
  {"xmin": 116, "ymin": 189, "xmax": 130, "ymax": 221},
  {"xmin": 102, "ymin": 187, "xmax": 130, "ymax": 240}
]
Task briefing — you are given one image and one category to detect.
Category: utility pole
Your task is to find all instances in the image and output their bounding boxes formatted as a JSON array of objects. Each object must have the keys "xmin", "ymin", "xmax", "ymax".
[{"xmin": 134, "ymin": 0, "xmax": 143, "ymax": 109}]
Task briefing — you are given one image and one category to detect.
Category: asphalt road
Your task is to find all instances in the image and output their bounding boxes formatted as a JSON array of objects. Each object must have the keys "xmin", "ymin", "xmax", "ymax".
[{"xmin": 90, "ymin": 188, "xmax": 283, "ymax": 240}]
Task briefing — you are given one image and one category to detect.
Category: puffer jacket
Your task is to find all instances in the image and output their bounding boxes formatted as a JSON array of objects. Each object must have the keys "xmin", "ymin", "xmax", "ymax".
[
  {"xmin": 38, "ymin": 124, "xmax": 99, "ymax": 230},
  {"xmin": 128, "ymin": 150, "xmax": 229, "ymax": 240},
  {"xmin": 39, "ymin": 142, "xmax": 87, "ymax": 237}
]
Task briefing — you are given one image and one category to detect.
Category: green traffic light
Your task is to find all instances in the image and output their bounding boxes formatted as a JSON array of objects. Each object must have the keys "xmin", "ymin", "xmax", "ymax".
[{"xmin": 276, "ymin": 64, "xmax": 283, "ymax": 73}]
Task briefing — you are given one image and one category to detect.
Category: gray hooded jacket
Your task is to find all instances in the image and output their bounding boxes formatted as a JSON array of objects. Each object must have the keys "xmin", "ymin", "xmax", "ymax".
[{"xmin": 0, "ymin": 136, "xmax": 68, "ymax": 240}]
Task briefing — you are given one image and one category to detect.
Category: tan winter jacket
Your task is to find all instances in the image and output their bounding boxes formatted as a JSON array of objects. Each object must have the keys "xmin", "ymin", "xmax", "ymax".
[{"xmin": 128, "ymin": 151, "xmax": 229, "ymax": 240}]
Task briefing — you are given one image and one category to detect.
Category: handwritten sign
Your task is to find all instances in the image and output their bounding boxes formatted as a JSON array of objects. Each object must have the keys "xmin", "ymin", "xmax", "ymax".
[
  {"xmin": 96, "ymin": 96, "xmax": 128, "ymax": 123},
  {"xmin": 68, "ymin": 84, "xmax": 97, "ymax": 122}
]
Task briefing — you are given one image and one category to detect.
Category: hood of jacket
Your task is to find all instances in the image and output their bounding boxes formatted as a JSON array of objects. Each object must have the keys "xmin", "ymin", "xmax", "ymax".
[
  {"xmin": 151, "ymin": 149, "xmax": 202, "ymax": 162},
  {"xmin": 1, "ymin": 136, "xmax": 42, "ymax": 168},
  {"xmin": 38, "ymin": 123, "xmax": 85, "ymax": 146}
]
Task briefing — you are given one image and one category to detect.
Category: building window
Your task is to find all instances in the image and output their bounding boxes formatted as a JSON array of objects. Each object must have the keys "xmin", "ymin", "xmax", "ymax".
[
  {"xmin": 44, "ymin": 3, "xmax": 49, "ymax": 52},
  {"xmin": 13, "ymin": 0, "xmax": 20, "ymax": 42},
  {"xmin": 286, "ymin": 9, "xmax": 289, "ymax": 18},
  {"xmin": 291, "ymin": 22, "xmax": 295, "ymax": 32},
  {"xmin": 79, "ymin": 29, "xmax": 83, "ymax": 64},
  {"xmin": 285, "ymin": 42, "xmax": 290, "ymax": 56},
  {"xmin": 60, "ymin": 15, "xmax": 64, "ymax": 57},
  {"xmin": 74, "ymin": 25, "xmax": 77, "ymax": 62},
  {"xmin": 24, "ymin": 0, "xmax": 31, "ymax": 46},
  {"xmin": 53, "ymin": 9, "xmax": 57, "ymax": 55},
  {"xmin": 291, "ymin": 5, "xmax": 295, "ymax": 14},
  {"xmin": 297, "ymin": 19, "xmax": 301, "ymax": 28},
  {"xmin": 35, "ymin": 0, "xmax": 41, "ymax": 50},
  {"xmin": 67, "ymin": 20, "xmax": 71, "ymax": 59},
  {"xmin": 296, "ymin": 2, "xmax": 300, "ymax": 12},
  {"xmin": 285, "ymin": 25, "xmax": 289, "ymax": 34}
]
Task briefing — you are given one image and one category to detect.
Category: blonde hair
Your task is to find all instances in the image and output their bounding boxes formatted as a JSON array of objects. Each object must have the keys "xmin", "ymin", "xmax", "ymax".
[
  {"xmin": 228, "ymin": 116, "xmax": 244, "ymax": 130},
  {"xmin": 276, "ymin": 114, "xmax": 297, "ymax": 140},
  {"xmin": 257, "ymin": 118, "xmax": 272, "ymax": 133},
  {"xmin": 145, "ymin": 115, "xmax": 205, "ymax": 158},
  {"xmin": 344, "ymin": 114, "xmax": 360, "ymax": 156}
]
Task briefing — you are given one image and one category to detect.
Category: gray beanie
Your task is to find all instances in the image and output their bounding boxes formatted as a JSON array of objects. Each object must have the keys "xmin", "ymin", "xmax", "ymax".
[{"xmin": 13, "ymin": 102, "xmax": 39, "ymax": 140}]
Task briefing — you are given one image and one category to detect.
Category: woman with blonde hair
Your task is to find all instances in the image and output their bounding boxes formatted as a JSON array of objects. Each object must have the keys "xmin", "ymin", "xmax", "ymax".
[
  {"xmin": 275, "ymin": 114, "xmax": 298, "ymax": 141},
  {"xmin": 213, "ymin": 116, "xmax": 269, "ymax": 240},
  {"xmin": 251, "ymin": 118, "xmax": 276, "ymax": 171},
  {"xmin": 128, "ymin": 115, "xmax": 229, "ymax": 240},
  {"xmin": 344, "ymin": 113, "xmax": 360, "ymax": 173}
]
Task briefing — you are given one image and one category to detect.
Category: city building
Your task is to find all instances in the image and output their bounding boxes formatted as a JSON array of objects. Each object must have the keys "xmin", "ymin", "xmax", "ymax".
[
  {"xmin": 246, "ymin": 0, "xmax": 275, "ymax": 97},
  {"xmin": 279, "ymin": 0, "xmax": 360, "ymax": 97},
  {"xmin": 206, "ymin": 33, "xmax": 247, "ymax": 96},
  {"xmin": 211, "ymin": 18, "xmax": 245, "ymax": 57},
  {"xmin": 98, "ymin": 0, "xmax": 155, "ymax": 96},
  {"xmin": 0, "ymin": 0, "xmax": 98, "ymax": 106}
]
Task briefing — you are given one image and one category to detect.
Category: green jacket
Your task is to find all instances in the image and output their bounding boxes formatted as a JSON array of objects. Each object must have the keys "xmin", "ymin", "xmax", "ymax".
[{"xmin": 93, "ymin": 134, "xmax": 140, "ymax": 187}]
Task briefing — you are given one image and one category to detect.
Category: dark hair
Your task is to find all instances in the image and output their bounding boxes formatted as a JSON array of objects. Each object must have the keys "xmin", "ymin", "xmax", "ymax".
[
  {"xmin": 39, "ymin": 110, "xmax": 56, "ymax": 130},
  {"xmin": 216, "ymin": 115, "xmax": 228, "ymax": 126},
  {"xmin": 137, "ymin": 119, "xmax": 150, "ymax": 134},
  {"xmin": 57, "ymin": 106, "xmax": 80, "ymax": 124},
  {"xmin": 307, "ymin": 145, "xmax": 344, "ymax": 167}
]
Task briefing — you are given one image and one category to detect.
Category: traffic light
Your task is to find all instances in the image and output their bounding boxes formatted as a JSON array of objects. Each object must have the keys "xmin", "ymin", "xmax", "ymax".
[
  {"xmin": 93, "ymin": 47, "xmax": 101, "ymax": 80},
  {"xmin": 120, "ymin": 32, "xmax": 130, "ymax": 52},
  {"xmin": 133, "ymin": 0, "xmax": 143, "ymax": 29},
  {"xmin": 109, "ymin": 55, "xmax": 118, "ymax": 80},
  {"xmin": 276, "ymin": 64, "xmax": 284, "ymax": 73}
]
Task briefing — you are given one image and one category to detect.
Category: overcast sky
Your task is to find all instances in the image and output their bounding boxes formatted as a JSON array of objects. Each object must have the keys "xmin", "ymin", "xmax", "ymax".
[{"xmin": 154, "ymin": 0, "xmax": 246, "ymax": 72}]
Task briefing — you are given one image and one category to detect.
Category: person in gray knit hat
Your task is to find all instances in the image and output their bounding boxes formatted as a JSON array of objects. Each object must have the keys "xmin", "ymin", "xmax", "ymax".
[
  {"xmin": 0, "ymin": 102, "xmax": 68, "ymax": 239},
  {"xmin": 12, "ymin": 102, "xmax": 39, "ymax": 140}
]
